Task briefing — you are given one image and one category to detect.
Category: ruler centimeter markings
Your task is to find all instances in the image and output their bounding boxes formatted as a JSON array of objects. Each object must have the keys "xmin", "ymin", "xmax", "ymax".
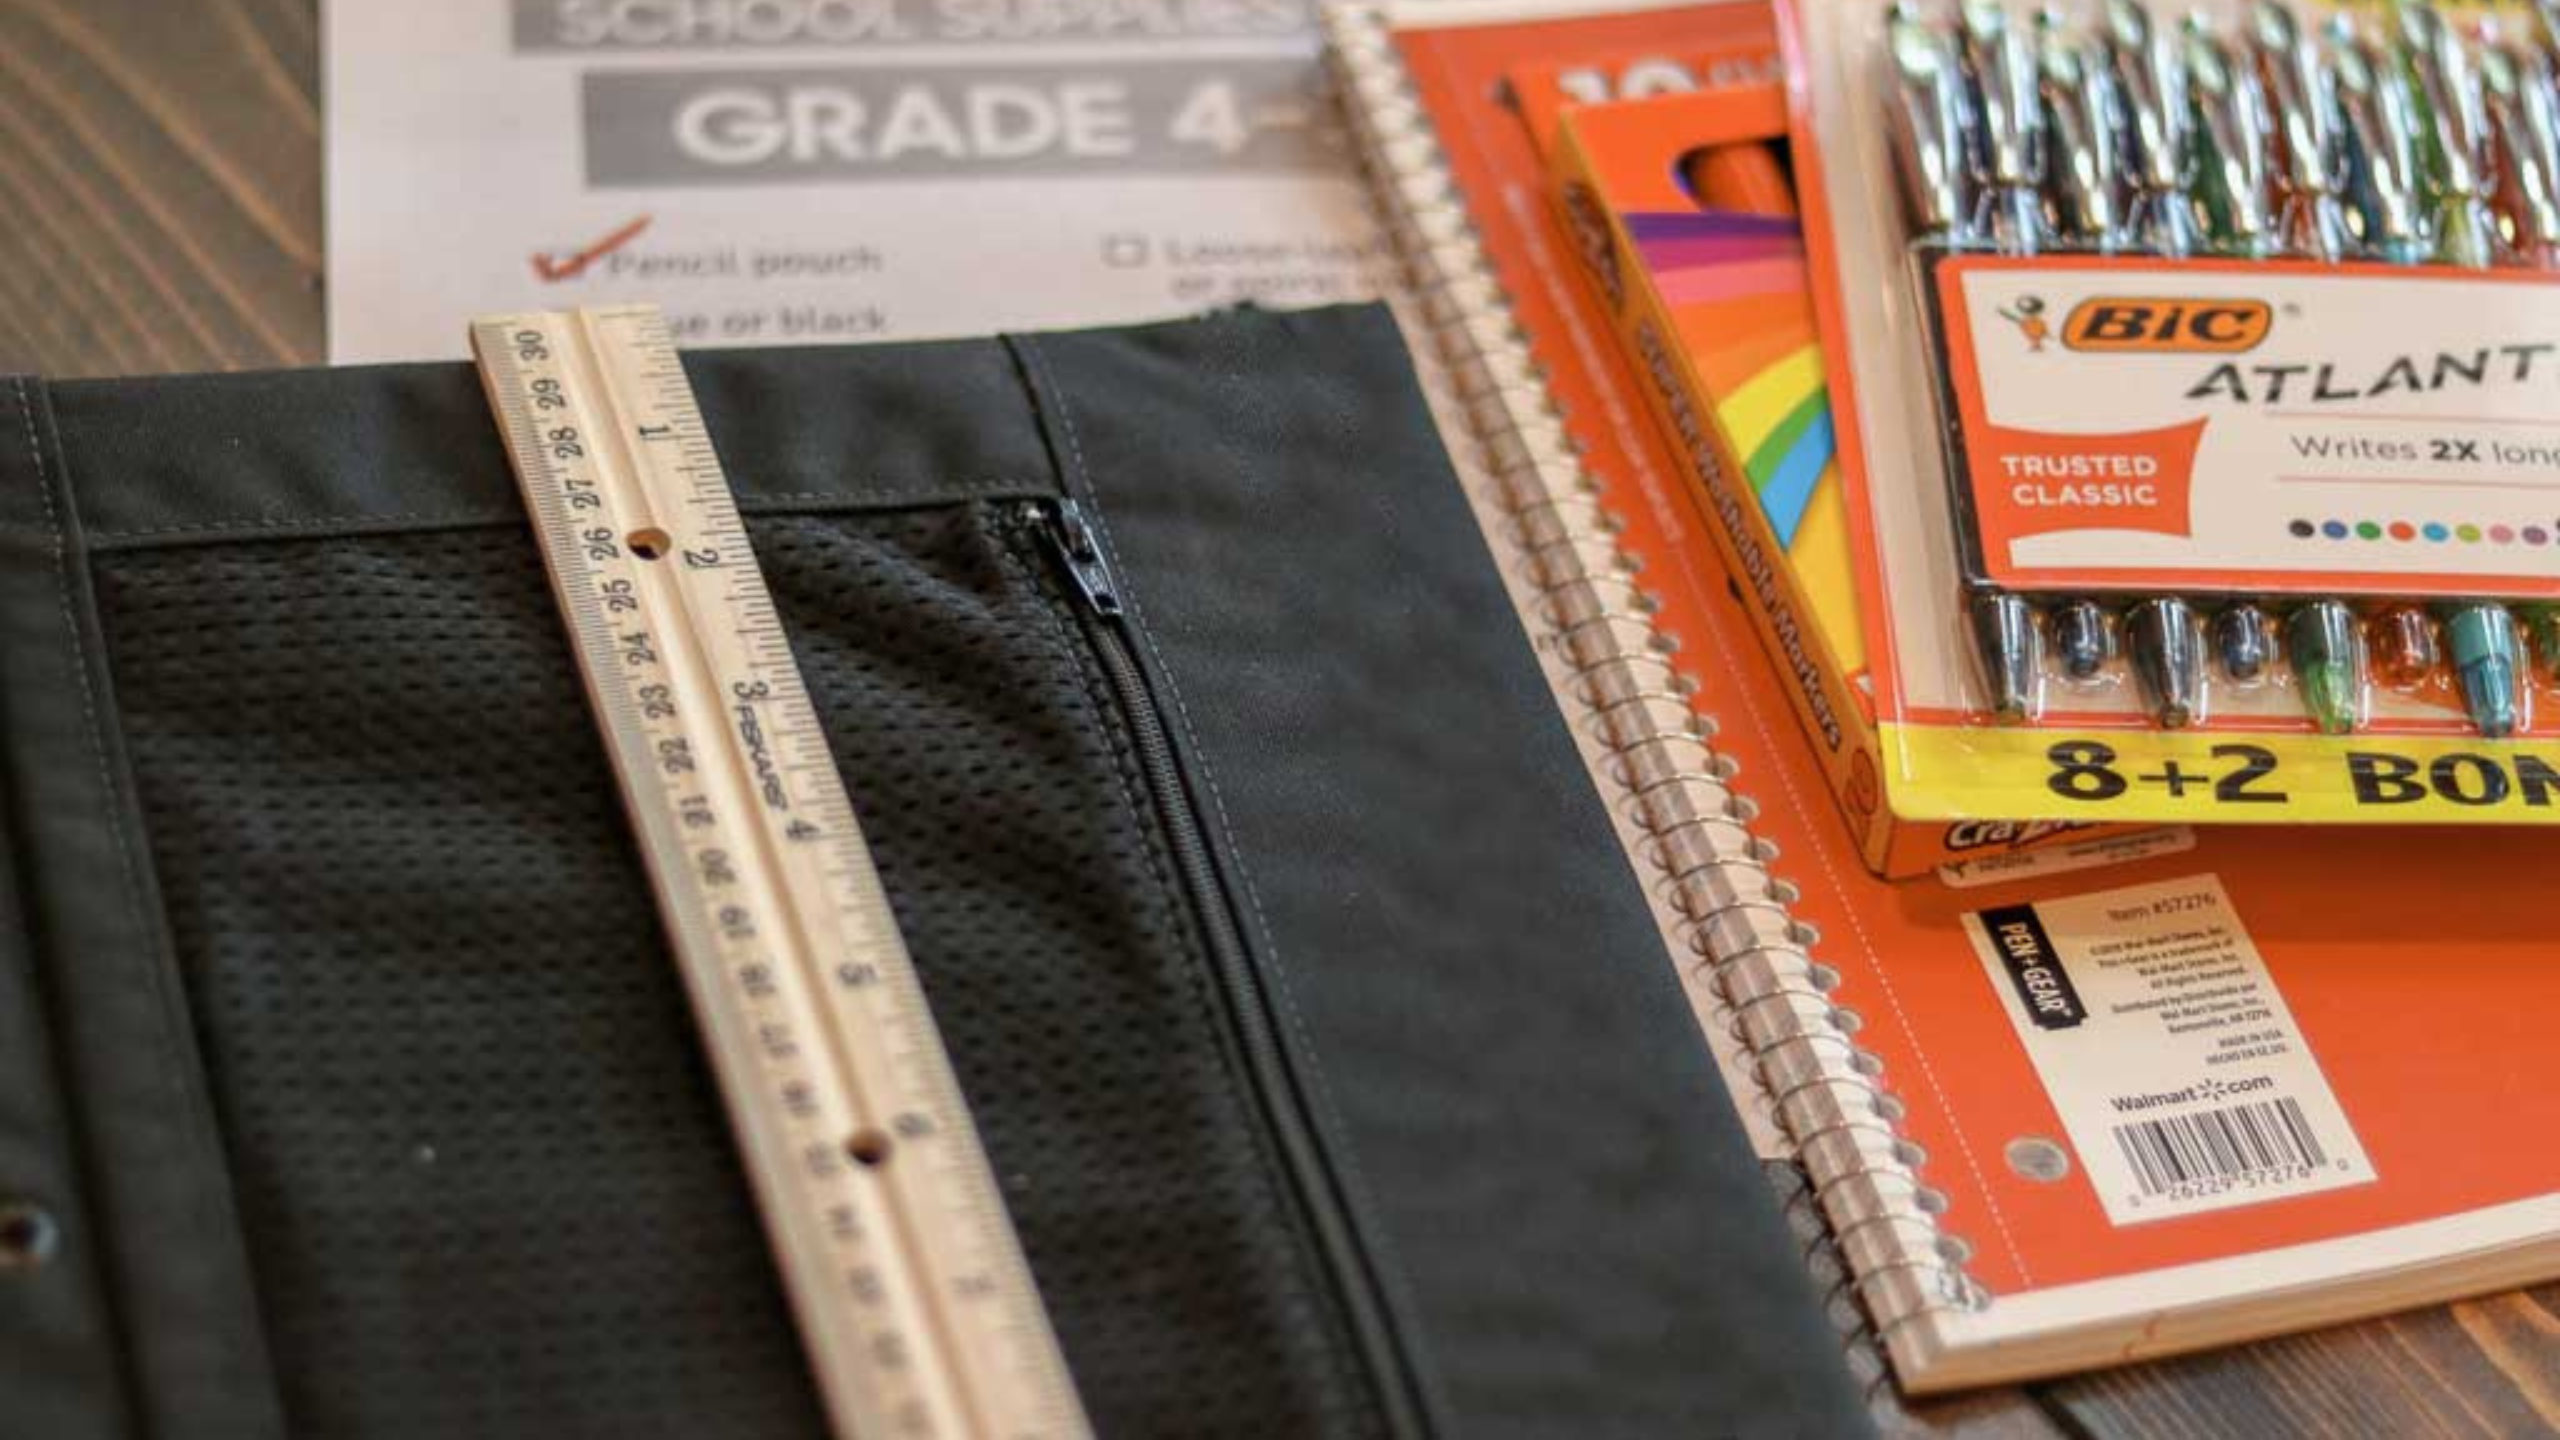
[{"xmin": 471, "ymin": 305, "xmax": 1090, "ymax": 1440}]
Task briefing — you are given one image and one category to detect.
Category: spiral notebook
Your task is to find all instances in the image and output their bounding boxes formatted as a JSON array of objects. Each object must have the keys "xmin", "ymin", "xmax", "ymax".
[{"xmin": 1327, "ymin": 0, "xmax": 2560, "ymax": 1395}]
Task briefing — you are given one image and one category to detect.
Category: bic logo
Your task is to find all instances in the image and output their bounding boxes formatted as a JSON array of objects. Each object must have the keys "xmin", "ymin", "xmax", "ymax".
[{"xmin": 2060, "ymin": 297, "xmax": 2274, "ymax": 353}]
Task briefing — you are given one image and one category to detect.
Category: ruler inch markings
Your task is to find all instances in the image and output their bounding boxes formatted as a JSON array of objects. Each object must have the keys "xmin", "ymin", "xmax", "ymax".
[{"xmin": 472, "ymin": 305, "xmax": 1089, "ymax": 1440}]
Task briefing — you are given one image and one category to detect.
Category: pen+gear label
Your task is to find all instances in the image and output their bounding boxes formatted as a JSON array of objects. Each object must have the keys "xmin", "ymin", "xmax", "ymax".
[
  {"xmin": 1961, "ymin": 876, "xmax": 2375, "ymax": 1227},
  {"xmin": 1928, "ymin": 253, "xmax": 2560, "ymax": 601}
]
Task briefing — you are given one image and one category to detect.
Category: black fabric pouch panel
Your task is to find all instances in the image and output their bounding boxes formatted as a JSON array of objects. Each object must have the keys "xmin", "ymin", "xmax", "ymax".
[{"xmin": 0, "ymin": 304, "xmax": 1870, "ymax": 1439}]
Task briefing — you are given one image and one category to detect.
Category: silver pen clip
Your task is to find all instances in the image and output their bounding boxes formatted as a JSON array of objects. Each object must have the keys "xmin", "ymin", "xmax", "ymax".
[
  {"xmin": 2186, "ymin": 12, "xmax": 2281, "ymax": 257},
  {"xmin": 2396, "ymin": 0, "xmax": 2500, "ymax": 267},
  {"xmin": 2249, "ymin": 0, "xmax": 2353, "ymax": 260},
  {"xmin": 1888, "ymin": 1, "xmax": 1977, "ymax": 242},
  {"xmin": 1960, "ymin": 0, "xmax": 2053, "ymax": 251},
  {"xmin": 2484, "ymin": 34, "xmax": 2560, "ymax": 266},
  {"xmin": 2328, "ymin": 12, "xmax": 2429, "ymax": 263},
  {"xmin": 2037, "ymin": 5, "xmax": 2130, "ymax": 249},
  {"xmin": 2102, "ymin": 0, "xmax": 2200, "ymax": 256}
]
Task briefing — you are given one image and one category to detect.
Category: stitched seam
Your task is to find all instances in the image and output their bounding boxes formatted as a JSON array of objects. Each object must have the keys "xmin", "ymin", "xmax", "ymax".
[
  {"xmin": 1016, "ymin": 336, "xmax": 1446, "ymax": 1435},
  {"xmin": 16, "ymin": 377, "xmax": 260, "ymax": 1414},
  {"xmin": 96, "ymin": 510, "xmax": 523, "ymax": 540},
  {"xmin": 86, "ymin": 479, "xmax": 1060, "ymax": 545}
]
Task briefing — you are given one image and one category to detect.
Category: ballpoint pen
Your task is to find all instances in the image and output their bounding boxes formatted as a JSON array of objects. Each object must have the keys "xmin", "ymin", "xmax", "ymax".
[
  {"xmin": 2333, "ymin": 15, "xmax": 2462, "ymax": 717},
  {"xmin": 1959, "ymin": 1, "xmax": 2071, "ymax": 716},
  {"xmin": 1891, "ymin": 0, "xmax": 2048, "ymax": 723},
  {"xmin": 2251, "ymin": 0, "xmax": 2355, "ymax": 263},
  {"xmin": 1888, "ymin": 1, "xmax": 1978, "ymax": 247},
  {"xmin": 2247, "ymin": 0, "xmax": 2368, "ymax": 731},
  {"xmin": 2037, "ymin": 5, "xmax": 2130, "ymax": 251},
  {"xmin": 2105, "ymin": 0, "xmax": 2208, "ymax": 725},
  {"xmin": 2105, "ymin": 0, "xmax": 2203, "ymax": 258},
  {"xmin": 2186, "ymin": 14, "xmax": 2287, "ymax": 700},
  {"xmin": 2395, "ymin": 0, "xmax": 2500, "ymax": 270},
  {"xmin": 2035, "ymin": 4, "xmax": 2127, "ymax": 683},
  {"xmin": 2392, "ymin": 0, "xmax": 2526, "ymax": 737},
  {"xmin": 2187, "ymin": 14, "xmax": 2281, "ymax": 259},
  {"xmin": 1963, "ymin": 0, "xmax": 2056, "ymax": 252},
  {"xmin": 2330, "ymin": 13, "xmax": 2430, "ymax": 265},
  {"xmin": 2486, "ymin": 25, "xmax": 2560, "ymax": 705},
  {"xmin": 2482, "ymin": 27, "xmax": 2560, "ymax": 270}
]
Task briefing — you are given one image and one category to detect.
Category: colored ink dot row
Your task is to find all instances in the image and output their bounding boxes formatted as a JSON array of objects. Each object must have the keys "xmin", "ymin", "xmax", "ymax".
[{"xmin": 2290, "ymin": 518, "xmax": 2556, "ymax": 546}]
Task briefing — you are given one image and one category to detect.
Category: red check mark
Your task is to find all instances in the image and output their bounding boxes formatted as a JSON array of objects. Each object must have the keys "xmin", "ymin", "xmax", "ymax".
[{"xmin": 531, "ymin": 214, "xmax": 652, "ymax": 282}]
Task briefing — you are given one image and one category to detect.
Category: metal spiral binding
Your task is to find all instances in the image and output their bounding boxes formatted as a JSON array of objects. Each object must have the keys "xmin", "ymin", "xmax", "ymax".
[{"xmin": 1321, "ymin": 1, "xmax": 1985, "ymax": 1372}]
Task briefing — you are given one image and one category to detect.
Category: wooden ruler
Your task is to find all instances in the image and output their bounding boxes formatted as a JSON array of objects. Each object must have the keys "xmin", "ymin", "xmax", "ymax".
[{"xmin": 471, "ymin": 304, "xmax": 1090, "ymax": 1440}]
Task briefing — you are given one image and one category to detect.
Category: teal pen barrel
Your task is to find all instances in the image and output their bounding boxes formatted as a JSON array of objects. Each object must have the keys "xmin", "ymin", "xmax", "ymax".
[{"xmin": 2442, "ymin": 602, "xmax": 2525, "ymax": 738}]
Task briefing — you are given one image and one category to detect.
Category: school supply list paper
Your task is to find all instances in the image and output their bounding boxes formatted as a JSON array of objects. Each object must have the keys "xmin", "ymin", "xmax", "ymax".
[{"xmin": 323, "ymin": 0, "xmax": 1395, "ymax": 361}]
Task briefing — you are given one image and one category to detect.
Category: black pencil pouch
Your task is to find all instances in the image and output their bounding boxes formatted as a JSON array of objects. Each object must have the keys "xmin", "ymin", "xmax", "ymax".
[{"xmin": 0, "ymin": 302, "xmax": 1869, "ymax": 1438}]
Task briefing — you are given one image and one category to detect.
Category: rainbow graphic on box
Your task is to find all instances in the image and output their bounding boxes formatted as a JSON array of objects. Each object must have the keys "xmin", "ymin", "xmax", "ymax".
[
  {"xmin": 1622, "ymin": 210, "xmax": 1837, "ymax": 551},
  {"xmin": 1605, "ymin": 192, "xmax": 1864, "ymax": 677},
  {"xmin": 1554, "ymin": 81, "xmax": 1866, "ymax": 684}
]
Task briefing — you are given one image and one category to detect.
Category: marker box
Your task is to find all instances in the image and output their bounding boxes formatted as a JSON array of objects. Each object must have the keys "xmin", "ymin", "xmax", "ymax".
[{"xmin": 1551, "ymin": 81, "xmax": 2150, "ymax": 873}]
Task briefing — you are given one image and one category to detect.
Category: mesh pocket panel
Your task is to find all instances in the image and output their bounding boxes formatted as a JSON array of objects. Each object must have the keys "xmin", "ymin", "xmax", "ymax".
[{"xmin": 90, "ymin": 506, "xmax": 1380, "ymax": 1439}]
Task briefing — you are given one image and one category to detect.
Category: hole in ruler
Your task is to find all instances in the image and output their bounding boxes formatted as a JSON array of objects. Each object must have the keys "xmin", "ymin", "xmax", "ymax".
[
  {"xmin": 628, "ymin": 527, "xmax": 672, "ymax": 560},
  {"xmin": 847, "ymin": 1130, "xmax": 893, "ymax": 1168}
]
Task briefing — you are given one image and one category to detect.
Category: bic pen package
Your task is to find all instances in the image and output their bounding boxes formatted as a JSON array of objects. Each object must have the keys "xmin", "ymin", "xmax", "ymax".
[{"xmin": 1786, "ymin": 0, "xmax": 2560, "ymax": 825}]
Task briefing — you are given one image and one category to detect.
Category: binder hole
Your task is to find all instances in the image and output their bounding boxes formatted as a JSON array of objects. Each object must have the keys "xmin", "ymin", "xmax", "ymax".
[
  {"xmin": 1727, "ymin": 796, "xmax": 1761, "ymax": 823},
  {"xmin": 1769, "ymin": 879, "xmax": 1803, "ymax": 905},
  {"xmin": 1913, "ymin": 1186, "xmax": 1951, "ymax": 1215},
  {"xmin": 1893, "ymin": 1140, "xmax": 1930, "ymax": 1169},
  {"xmin": 1826, "ymin": 1004, "xmax": 1862, "ymax": 1033},
  {"xmin": 627, "ymin": 527, "xmax": 672, "ymax": 560},
  {"xmin": 1849, "ymin": 1050, "xmax": 1884, "ymax": 1078},
  {"xmin": 1788, "ymin": 921, "xmax": 1823, "ymax": 948},
  {"xmin": 1870, "ymin": 1092, "xmax": 1906, "ymax": 1123},
  {"xmin": 1711, "ymin": 755, "xmax": 1743, "ymax": 781},
  {"xmin": 2005, "ymin": 1136, "xmax": 2073, "ymax": 1184},
  {"xmin": 846, "ymin": 1131, "xmax": 892, "ymax": 1168},
  {"xmin": 0, "ymin": 1202, "xmax": 58, "ymax": 1270},
  {"xmin": 1749, "ymin": 838, "xmax": 1781, "ymax": 863},
  {"xmin": 1936, "ymin": 1235, "xmax": 1975, "ymax": 1266}
]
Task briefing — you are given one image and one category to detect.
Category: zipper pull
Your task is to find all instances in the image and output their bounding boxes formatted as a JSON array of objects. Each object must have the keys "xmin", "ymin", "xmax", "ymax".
[{"xmin": 1028, "ymin": 499, "xmax": 1124, "ymax": 619}]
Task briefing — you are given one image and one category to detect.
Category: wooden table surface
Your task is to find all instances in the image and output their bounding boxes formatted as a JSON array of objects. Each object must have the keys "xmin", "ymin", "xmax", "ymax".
[{"xmin": 2, "ymin": 0, "xmax": 2556, "ymax": 1435}]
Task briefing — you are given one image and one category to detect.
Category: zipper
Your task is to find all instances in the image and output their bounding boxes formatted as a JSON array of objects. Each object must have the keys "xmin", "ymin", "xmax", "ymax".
[{"xmin": 1021, "ymin": 498, "xmax": 1430, "ymax": 1439}]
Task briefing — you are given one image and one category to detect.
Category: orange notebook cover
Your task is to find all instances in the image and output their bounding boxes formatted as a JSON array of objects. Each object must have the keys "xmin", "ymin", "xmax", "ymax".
[{"xmin": 1329, "ymin": 0, "xmax": 2560, "ymax": 1392}]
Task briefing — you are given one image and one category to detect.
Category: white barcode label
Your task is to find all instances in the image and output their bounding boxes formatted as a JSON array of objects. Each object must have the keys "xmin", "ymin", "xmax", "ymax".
[
  {"xmin": 1963, "ymin": 876, "xmax": 2375, "ymax": 1225},
  {"xmin": 2113, "ymin": 1097, "xmax": 2328, "ymax": 1201}
]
